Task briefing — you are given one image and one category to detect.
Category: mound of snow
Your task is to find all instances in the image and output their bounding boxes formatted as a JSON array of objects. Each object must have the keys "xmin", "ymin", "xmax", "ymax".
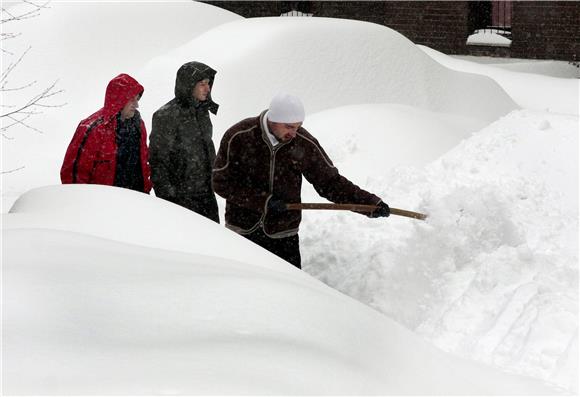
[
  {"xmin": 419, "ymin": 46, "xmax": 579, "ymax": 115},
  {"xmin": 301, "ymin": 109, "xmax": 578, "ymax": 392},
  {"xmin": 302, "ymin": 103, "xmax": 483, "ymax": 190},
  {"xmin": 3, "ymin": 1, "xmax": 241, "ymax": 102},
  {"xmin": 6, "ymin": 184, "xmax": 296, "ymax": 273},
  {"xmin": 2, "ymin": 185, "xmax": 558, "ymax": 394},
  {"xmin": 467, "ymin": 30, "xmax": 512, "ymax": 47},
  {"xmin": 140, "ymin": 17, "xmax": 518, "ymax": 137},
  {"xmin": 451, "ymin": 56, "xmax": 580, "ymax": 79}
]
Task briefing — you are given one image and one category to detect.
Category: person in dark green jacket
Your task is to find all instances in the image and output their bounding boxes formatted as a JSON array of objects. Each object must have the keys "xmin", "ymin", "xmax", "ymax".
[{"xmin": 149, "ymin": 62, "xmax": 220, "ymax": 223}]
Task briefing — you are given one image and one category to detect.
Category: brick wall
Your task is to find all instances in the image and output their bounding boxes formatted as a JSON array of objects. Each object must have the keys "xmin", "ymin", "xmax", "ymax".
[
  {"xmin": 203, "ymin": 1, "xmax": 280, "ymax": 17},
  {"xmin": 201, "ymin": 1, "xmax": 579, "ymax": 60},
  {"xmin": 380, "ymin": 1, "xmax": 469, "ymax": 55},
  {"xmin": 203, "ymin": 1, "xmax": 470, "ymax": 54},
  {"xmin": 511, "ymin": 1, "xmax": 580, "ymax": 61},
  {"xmin": 309, "ymin": 1, "xmax": 469, "ymax": 55}
]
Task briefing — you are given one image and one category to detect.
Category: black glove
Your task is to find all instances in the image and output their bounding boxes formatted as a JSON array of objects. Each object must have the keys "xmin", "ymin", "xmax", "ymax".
[
  {"xmin": 370, "ymin": 201, "xmax": 390, "ymax": 218},
  {"xmin": 267, "ymin": 198, "xmax": 287, "ymax": 214}
]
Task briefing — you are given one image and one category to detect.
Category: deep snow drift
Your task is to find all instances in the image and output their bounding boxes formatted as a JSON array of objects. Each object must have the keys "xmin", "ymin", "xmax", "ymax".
[
  {"xmin": 1, "ymin": 1, "xmax": 578, "ymax": 394},
  {"xmin": 140, "ymin": 16, "xmax": 518, "ymax": 136},
  {"xmin": 302, "ymin": 103, "xmax": 481, "ymax": 176},
  {"xmin": 420, "ymin": 46, "xmax": 579, "ymax": 115},
  {"xmin": 452, "ymin": 55, "xmax": 580, "ymax": 79},
  {"xmin": 2, "ymin": 186, "xmax": 558, "ymax": 395},
  {"xmin": 301, "ymin": 109, "xmax": 578, "ymax": 391}
]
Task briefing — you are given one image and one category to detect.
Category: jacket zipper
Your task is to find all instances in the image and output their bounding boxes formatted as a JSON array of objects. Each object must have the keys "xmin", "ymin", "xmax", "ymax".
[{"xmin": 258, "ymin": 145, "xmax": 281, "ymax": 230}]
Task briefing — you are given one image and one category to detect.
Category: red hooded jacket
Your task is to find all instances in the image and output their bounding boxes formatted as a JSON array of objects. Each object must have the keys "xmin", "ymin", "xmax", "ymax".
[{"xmin": 60, "ymin": 74, "xmax": 152, "ymax": 193}]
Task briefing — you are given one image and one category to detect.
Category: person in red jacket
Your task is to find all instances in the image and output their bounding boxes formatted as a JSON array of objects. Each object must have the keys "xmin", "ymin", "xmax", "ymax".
[{"xmin": 60, "ymin": 74, "xmax": 152, "ymax": 193}]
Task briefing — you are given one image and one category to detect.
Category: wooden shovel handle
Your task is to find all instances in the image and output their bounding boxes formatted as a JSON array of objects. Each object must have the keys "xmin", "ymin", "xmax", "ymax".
[
  {"xmin": 285, "ymin": 203, "xmax": 427, "ymax": 220},
  {"xmin": 389, "ymin": 208, "xmax": 428, "ymax": 220}
]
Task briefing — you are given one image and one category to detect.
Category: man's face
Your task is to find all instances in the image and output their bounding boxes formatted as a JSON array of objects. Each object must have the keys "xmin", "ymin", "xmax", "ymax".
[
  {"xmin": 192, "ymin": 79, "xmax": 211, "ymax": 102},
  {"xmin": 268, "ymin": 121, "xmax": 302, "ymax": 142},
  {"xmin": 120, "ymin": 94, "xmax": 140, "ymax": 120}
]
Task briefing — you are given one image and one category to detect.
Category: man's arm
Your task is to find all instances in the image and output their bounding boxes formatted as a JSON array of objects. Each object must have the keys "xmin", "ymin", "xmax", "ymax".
[
  {"xmin": 300, "ymin": 132, "xmax": 382, "ymax": 208},
  {"xmin": 60, "ymin": 119, "xmax": 100, "ymax": 184},
  {"xmin": 138, "ymin": 118, "xmax": 152, "ymax": 194},
  {"xmin": 149, "ymin": 112, "xmax": 177, "ymax": 199}
]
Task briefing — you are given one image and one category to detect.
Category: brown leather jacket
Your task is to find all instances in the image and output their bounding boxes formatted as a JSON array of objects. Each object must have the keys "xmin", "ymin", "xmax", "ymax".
[{"xmin": 212, "ymin": 111, "xmax": 382, "ymax": 238}]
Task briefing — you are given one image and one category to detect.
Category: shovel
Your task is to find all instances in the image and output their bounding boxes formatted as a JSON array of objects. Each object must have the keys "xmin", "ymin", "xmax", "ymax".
[{"xmin": 286, "ymin": 203, "xmax": 427, "ymax": 221}]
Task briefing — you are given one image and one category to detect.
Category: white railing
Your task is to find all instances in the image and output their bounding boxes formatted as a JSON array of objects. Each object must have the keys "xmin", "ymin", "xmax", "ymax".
[{"xmin": 280, "ymin": 10, "xmax": 313, "ymax": 17}]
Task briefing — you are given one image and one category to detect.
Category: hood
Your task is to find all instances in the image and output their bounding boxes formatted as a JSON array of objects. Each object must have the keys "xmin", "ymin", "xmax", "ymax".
[
  {"xmin": 174, "ymin": 62, "xmax": 219, "ymax": 114},
  {"xmin": 103, "ymin": 74, "xmax": 144, "ymax": 119}
]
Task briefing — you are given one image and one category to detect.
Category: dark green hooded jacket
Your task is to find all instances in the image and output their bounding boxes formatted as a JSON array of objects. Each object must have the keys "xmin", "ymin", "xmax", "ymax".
[{"xmin": 149, "ymin": 62, "xmax": 220, "ymax": 222}]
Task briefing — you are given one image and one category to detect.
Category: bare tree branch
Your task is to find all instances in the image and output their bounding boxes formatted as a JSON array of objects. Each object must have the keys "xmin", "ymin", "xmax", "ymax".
[
  {"xmin": 3, "ymin": 113, "xmax": 45, "ymax": 134},
  {"xmin": 2, "ymin": 80, "xmax": 65, "ymax": 119},
  {"xmin": 1, "ymin": 166, "xmax": 26, "ymax": 174},
  {"xmin": 1, "ymin": 32, "xmax": 22, "ymax": 54},
  {"xmin": 1, "ymin": 130, "xmax": 16, "ymax": 139},
  {"xmin": 1, "ymin": 0, "xmax": 65, "ymax": 139},
  {"xmin": 1, "ymin": 1, "xmax": 49, "ymax": 24},
  {"xmin": 1, "ymin": 45, "xmax": 32, "ymax": 84}
]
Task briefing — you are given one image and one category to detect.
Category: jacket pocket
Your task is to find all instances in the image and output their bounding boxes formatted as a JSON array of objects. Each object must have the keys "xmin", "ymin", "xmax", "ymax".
[{"xmin": 90, "ymin": 160, "xmax": 112, "ymax": 183}]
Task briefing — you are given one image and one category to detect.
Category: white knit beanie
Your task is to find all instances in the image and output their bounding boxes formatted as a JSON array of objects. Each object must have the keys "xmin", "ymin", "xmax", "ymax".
[{"xmin": 266, "ymin": 93, "xmax": 305, "ymax": 123}]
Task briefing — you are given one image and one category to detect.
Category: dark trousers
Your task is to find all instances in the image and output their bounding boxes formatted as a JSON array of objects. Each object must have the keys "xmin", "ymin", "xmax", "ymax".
[{"xmin": 243, "ymin": 229, "xmax": 301, "ymax": 269}]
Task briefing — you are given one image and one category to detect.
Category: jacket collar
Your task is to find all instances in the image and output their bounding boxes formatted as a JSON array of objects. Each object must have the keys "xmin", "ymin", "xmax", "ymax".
[{"xmin": 258, "ymin": 110, "xmax": 293, "ymax": 151}]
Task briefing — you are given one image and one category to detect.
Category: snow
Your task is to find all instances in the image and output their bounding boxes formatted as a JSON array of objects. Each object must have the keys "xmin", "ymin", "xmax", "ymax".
[
  {"xmin": 1, "ymin": 1, "xmax": 578, "ymax": 394},
  {"xmin": 301, "ymin": 109, "xmax": 578, "ymax": 392},
  {"xmin": 450, "ymin": 56, "xmax": 580, "ymax": 79},
  {"xmin": 3, "ymin": 186, "xmax": 558, "ymax": 394},
  {"xmin": 467, "ymin": 30, "xmax": 512, "ymax": 47},
  {"xmin": 420, "ymin": 46, "xmax": 579, "ymax": 116},
  {"xmin": 5, "ymin": 185, "xmax": 293, "ymax": 272},
  {"xmin": 140, "ymin": 16, "xmax": 518, "ymax": 137},
  {"xmin": 302, "ymin": 103, "xmax": 485, "ymax": 180}
]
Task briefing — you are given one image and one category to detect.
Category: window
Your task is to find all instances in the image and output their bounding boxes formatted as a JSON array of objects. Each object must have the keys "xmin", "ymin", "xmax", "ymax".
[
  {"xmin": 469, "ymin": 0, "xmax": 512, "ymax": 38},
  {"xmin": 280, "ymin": 1, "xmax": 314, "ymax": 17}
]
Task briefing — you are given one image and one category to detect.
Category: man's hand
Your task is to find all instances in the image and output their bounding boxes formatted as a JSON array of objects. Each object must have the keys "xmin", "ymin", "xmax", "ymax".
[
  {"xmin": 267, "ymin": 198, "xmax": 287, "ymax": 214},
  {"xmin": 370, "ymin": 201, "xmax": 390, "ymax": 218}
]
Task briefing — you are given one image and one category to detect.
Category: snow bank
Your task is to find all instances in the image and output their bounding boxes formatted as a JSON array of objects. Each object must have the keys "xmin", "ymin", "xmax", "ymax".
[
  {"xmin": 6, "ymin": 184, "xmax": 295, "ymax": 274},
  {"xmin": 301, "ymin": 109, "xmax": 578, "ymax": 392},
  {"xmin": 3, "ymin": 1, "xmax": 241, "ymax": 101},
  {"xmin": 2, "ymin": 186, "xmax": 558, "ymax": 394},
  {"xmin": 420, "ymin": 46, "xmax": 579, "ymax": 115},
  {"xmin": 467, "ymin": 30, "xmax": 512, "ymax": 47},
  {"xmin": 451, "ymin": 56, "xmax": 580, "ymax": 79},
  {"xmin": 302, "ymin": 103, "xmax": 484, "ymax": 186},
  {"xmin": 139, "ymin": 17, "xmax": 518, "ymax": 137}
]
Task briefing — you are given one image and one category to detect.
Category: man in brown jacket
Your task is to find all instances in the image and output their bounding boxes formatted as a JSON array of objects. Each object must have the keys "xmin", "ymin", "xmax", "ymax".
[{"xmin": 212, "ymin": 93, "xmax": 390, "ymax": 269}]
